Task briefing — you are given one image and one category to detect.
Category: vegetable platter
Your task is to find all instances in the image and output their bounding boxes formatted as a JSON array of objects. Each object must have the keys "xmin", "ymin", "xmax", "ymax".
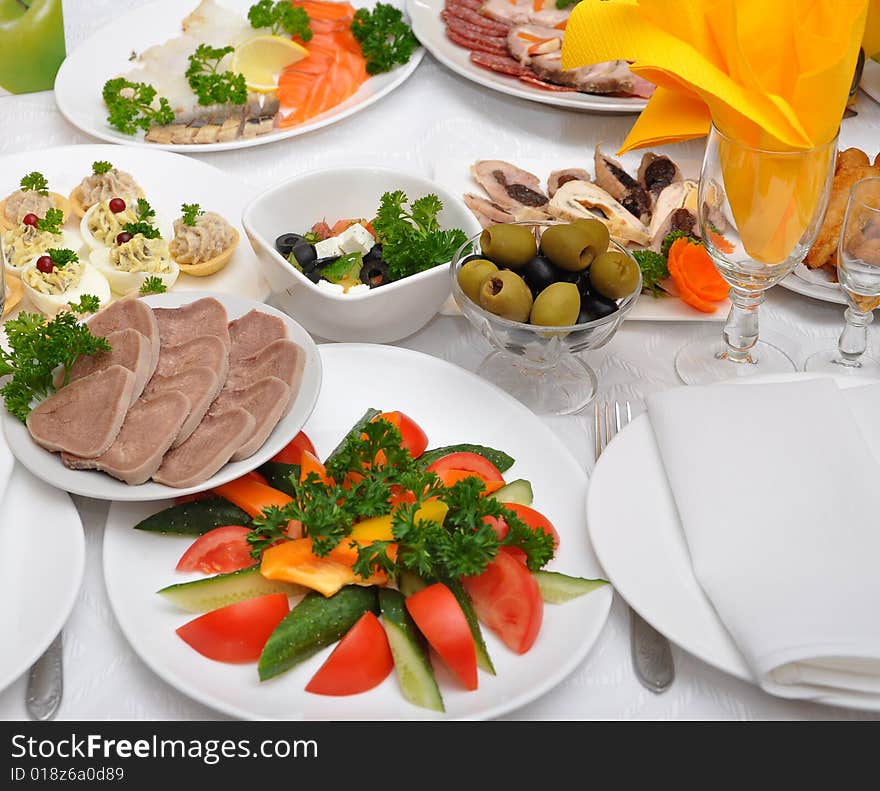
[
  {"xmin": 103, "ymin": 343, "xmax": 612, "ymax": 720},
  {"xmin": 54, "ymin": 0, "xmax": 424, "ymax": 152}
]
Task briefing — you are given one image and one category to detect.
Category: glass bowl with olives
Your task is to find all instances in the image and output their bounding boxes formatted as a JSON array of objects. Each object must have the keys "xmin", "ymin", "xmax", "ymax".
[{"xmin": 451, "ymin": 219, "xmax": 641, "ymax": 415}]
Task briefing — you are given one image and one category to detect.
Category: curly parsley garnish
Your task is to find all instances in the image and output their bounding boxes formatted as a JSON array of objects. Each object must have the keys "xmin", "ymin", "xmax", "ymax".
[
  {"xmin": 122, "ymin": 221, "xmax": 161, "ymax": 240},
  {"xmin": 68, "ymin": 294, "xmax": 102, "ymax": 314},
  {"xmin": 47, "ymin": 248, "xmax": 78, "ymax": 268},
  {"xmin": 186, "ymin": 45, "xmax": 247, "ymax": 107},
  {"xmin": 0, "ymin": 311, "xmax": 111, "ymax": 422},
  {"xmin": 102, "ymin": 78, "xmax": 175, "ymax": 135},
  {"xmin": 350, "ymin": 4, "xmax": 419, "ymax": 75},
  {"xmin": 247, "ymin": 0, "xmax": 312, "ymax": 40},
  {"xmin": 20, "ymin": 172, "xmax": 49, "ymax": 196},
  {"xmin": 139, "ymin": 276, "xmax": 167, "ymax": 296},
  {"xmin": 136, "ymin": 198, "xmax": 155, "ymax": 222},
  {"xmin": 632, "ymin": 230, "xmax": 702, "ymax": 296},
  {"xmin": 92, "ymin": 161, "xmax": 113, "ymax": 175},
  {"xmin": 35, "ymin": 208, "xmax": 64, "ymax": 235},
  {"xmin": 181, "ymin": 203, "xmax": 204, "ymax": 227},
  {"xmin": 372, "ymin": 190, "xmax": 469, "ymax": 281}
]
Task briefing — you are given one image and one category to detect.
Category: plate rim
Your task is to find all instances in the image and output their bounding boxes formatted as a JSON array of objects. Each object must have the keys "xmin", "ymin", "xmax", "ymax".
[
  {"xmin": 53, "ymin": 0, "xmax": 425, "ymax": 153},
  {"xmin": 103, "ymin": 341, "xmax": 613, "ymax": 721}
]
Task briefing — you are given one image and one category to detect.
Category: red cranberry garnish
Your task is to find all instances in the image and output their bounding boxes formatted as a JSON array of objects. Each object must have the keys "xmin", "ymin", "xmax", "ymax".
[
  {"xmin": 108, "ymin": 197, "xmax": 126, "ymax": 213},
  {"xmin": 36, "ymin": 255, "xmax": 54, "ymax": 274},
  {"xmin": 22, "ymin": 213, "xmax": 38, "ymax": 227},
  {"xmin": 116, "ymin": 231, "xmax": 133, "ymax": 245}
]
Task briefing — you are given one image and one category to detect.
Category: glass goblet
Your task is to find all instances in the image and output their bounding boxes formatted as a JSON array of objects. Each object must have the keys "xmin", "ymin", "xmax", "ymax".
[{"xmin": 675, "ymin": 125, "xmax": 838, "ymax": 384}]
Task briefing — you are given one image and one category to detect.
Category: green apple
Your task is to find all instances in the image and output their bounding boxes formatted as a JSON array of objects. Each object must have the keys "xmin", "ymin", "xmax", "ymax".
[{"xmin": 0, "ymin": 0, "xmax": 65, "ymax": 94}]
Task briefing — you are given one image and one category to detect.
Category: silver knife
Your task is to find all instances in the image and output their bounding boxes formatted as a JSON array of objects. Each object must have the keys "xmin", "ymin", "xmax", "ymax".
[
  {"xmin": 630, "ymin": 611, "xmax": 675, "ymax": 693},
  {"xmin": 26, "ymin": 633, "xmax": 63, "ymax": 721}
]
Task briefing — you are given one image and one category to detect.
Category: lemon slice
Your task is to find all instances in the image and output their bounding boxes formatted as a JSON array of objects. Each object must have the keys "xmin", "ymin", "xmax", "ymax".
[{"xmin": 231, "ymin": 35, "xmax": 309, "ymax": 93}]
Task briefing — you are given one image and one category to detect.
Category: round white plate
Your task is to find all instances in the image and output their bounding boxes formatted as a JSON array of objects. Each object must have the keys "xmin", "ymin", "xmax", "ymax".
[
  {"xmin": 408, "ymin": 0, "xmax": 647, "ymax": 114},
  {"xmin": 0, "ymin": 461, "xmax": 84, "ymax": 694},
  {"xmin": 586, "ymin": 372, "xmax": 880, "ymax": 711},
  {"xmin": 103, "ymin": 343, "xmax": 612, "ymax": 720},
  {"xmin": 0, "ymin": 144, "xmax": 269, "ymax": 309},
  {"xmin": 2, "ymin": 291, "xmax": 322, "ymax": 502},
  {"xmin": 54, "ymin": 0, "xmax": 424, "ymax": 153}
]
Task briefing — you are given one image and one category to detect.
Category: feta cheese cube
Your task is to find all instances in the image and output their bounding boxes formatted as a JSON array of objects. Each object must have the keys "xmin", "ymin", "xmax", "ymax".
[
  {"xmin": 314, "ymin": 236, "xmax": 343, "ymax": 259},
  {"xmin": 346, "ymin": 283, "xmax": 371, "ymax": 295},
  {"xmin": 316, "ymin": 279, "xmax": 345, "ymax": 294},
  {"xmin": 337, "ymin": 223, "xmax": 375, "ymax": 255}
]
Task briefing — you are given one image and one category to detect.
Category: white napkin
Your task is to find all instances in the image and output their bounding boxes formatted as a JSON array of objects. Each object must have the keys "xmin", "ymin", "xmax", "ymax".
[{"xmin": 646, "ymin": 378, "xmax": 880, "ymax": 706}]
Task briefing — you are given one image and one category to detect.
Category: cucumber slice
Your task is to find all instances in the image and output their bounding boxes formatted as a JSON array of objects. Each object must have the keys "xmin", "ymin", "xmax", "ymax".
[
  {"xmin": 258, "ymin": 461, "xmax": 300, "ymax": 496},
  {"xmin": 134, "ymin": 496, "xmax": 253, "ymax": 535},
  {"xmin": 325, "ymin": 408, "xmax": 381, "ymax": 467},
  {"xmin": 491, "ymin": 479, "xmax": 533, "ymax": 506},
  {"xmin": 258, "ymin": 586, "xmax": 378, "ymax": 681},
  {"xmin": 443, "ymin": 576, "xmax": 495, "ymax": 675},
  {"xmin": 157, "ymin": 566, "xmax": 307, "ymax": 613},
  {"xmin": 379, "ymin": 589, "xmax": 444, "ymax": 713},
  {"xmin": 533, "ymin": 570, "xmax": 608, "ymax": 603},
  {"xmin": 419, "ymin": 444, "xmax": 514, "ymax": 473},
  {"xmin": 398, "ymin": 570, "xmax": 428, "ymax": 598}
]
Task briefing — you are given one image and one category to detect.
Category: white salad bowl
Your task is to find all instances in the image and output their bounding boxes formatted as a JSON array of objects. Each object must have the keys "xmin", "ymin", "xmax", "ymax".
[{"xmin": 242, "ymin": 167, "xmax": 483, "ymax": 343}]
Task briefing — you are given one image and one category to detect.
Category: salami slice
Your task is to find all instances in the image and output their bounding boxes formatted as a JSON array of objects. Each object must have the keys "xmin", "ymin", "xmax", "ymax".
[
  {"xmin": 446, "ymin": 27, "xmax": 510, "ymax": 55},
  {"xmin": 518, "ymin": 73, "xmax": 577, "ymax": 92},
  {"xmin": 444, "ymin": 3, "xmax": 511, "ymax": 36},
  {"xmin": 469, "ymin": 51, "xmax": 528, "ymax": 77},
  {"xmin": 443, "ymin": 16, "xmax": 508, "ymax": 44},
  {"xmin": 446, "ymin": 0, "xmax": 483, "ymax": 11}
]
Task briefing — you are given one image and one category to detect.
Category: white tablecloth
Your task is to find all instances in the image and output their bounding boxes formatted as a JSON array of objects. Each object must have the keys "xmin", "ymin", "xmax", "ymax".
[{"xmin": 2, "ymin": 0, "xmax": 879, "ymax": 721}]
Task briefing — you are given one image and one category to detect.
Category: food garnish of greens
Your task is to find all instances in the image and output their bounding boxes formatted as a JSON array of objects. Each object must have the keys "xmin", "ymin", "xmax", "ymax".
[
  {"xmin": 660, "ymin": 229, "xmax": 692, "ymax": 258},
  {"xmin": 372, "ymin": 191, "xmax": 470, "ymax": 281},
  {"xmin": 35, "ymin": 208, "xmax": 64, "ymax": 235},
  {"xmin": 181, "ymin": 203, "xmax": 204, "ymax": 227},
  {"xmin": 0, "ymin": 311, "xmax": 111, "ymax": 422},
  {"xmin": 92, "ymin": 161, "xmax": 113, "ymax": 175},
  {"xmin": 186, "ymin": 44, "xmax": 248, "ymax": 107},
  {"xmin": 102, "ymin": 78, "xmax": 175, "ymax": 135},
  {"xmin": 47, "ymin": 248, "xmax": 79, "ymax": 268},
  {"xmin": 136, "ymin": 198, "xmax": 156, "ymax": 222},
  {"xmin": 632, "ymin": 230, "xmax": 702, "ymax": 297},
  {"xmin": 555, "ymin": 0, "xmax": 575, "ymax": 8},
  {"xmin": 139, "ymin": 276, "xmax": 167, "ymax": 296},
  {"xmin": 123, "ymin": 221, "xmax": 161, "ymax": 240},
  {"xmin": 302, "ymin": 230, "xmax": 321, "ymax": 245},
  {"xmin": 68, "ymin": 295, "xmax": 102, "ymax": 314},
  {"xmin": 246, "ymin": 418, "xmax": 555, "ymax": 579},
  {"xmin": 247, "ymin": 0, "xmax": 313, "ymax": 41},
  {"xmin": 20, "ymin": 172, "xmax": 49, "ymax": 196},
  {"xmin": 350, "ymin": 3, "xmax": 419, "ymax": 75}
]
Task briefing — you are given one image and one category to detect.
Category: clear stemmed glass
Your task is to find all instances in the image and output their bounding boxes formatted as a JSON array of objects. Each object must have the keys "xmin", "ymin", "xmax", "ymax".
[
  {"xmin": 674, "ymin": 125, "xmax": 838, "ymax": 384},
  {"xmin": 805, "ymin": 177, "xmax": 880, "ymax": 375}
]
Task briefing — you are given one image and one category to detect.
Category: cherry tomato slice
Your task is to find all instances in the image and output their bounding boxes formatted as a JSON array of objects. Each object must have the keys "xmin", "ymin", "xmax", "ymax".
[
  {"xmin": 175, "ymin": 525, "xmax": 255, "ymax": 574},
  {"xmin": 426, "ymin": 452, "xmax": 504, "ymax": 483},
  {"xmin": 375, "ymin": 411, "xmax": 429, "ymax": 459}
]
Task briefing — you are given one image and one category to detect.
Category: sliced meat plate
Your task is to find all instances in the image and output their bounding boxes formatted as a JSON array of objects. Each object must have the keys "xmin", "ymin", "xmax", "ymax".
[
  {"xmin": 87, "ymin": 298, "xmax": 161, "ymax": 376},
  {"xmin": 153, "ymin": 297, "xmax": 231, "ymax": 349}
]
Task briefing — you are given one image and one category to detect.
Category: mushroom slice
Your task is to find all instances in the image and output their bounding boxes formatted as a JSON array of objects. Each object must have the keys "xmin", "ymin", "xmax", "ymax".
[
  {"xmin": 594, "ymin": 146, "xmax": 651, "ymax": 224},
  {"xmin": 548, "ymin": 180, "xmax": 651, "ymax": 246}
]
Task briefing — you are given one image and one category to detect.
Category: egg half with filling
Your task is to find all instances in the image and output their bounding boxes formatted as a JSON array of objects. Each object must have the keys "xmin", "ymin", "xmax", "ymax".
[
  {"xmin": 3, "ymin": 224, "xmax": 82, "ymax": 278},
  {"xmin": 80, "ymin": 198, "xmax": 172, "ymax": 251},
  {"xmin": 21, "ymin": 255, "xmax": 111, "ymax": 316},
  {"xmin": 89, "ymin": 233, "xmax": 180, "ymax": 295}
]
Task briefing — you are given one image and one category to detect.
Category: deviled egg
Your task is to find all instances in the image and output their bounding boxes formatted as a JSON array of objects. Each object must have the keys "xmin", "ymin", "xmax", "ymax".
[
  {"xmin": 2, "ymin": 216, "xmax": 81, "ymax": 279},
  {"xmin": 90, "ymin": 231, "xmax": 179, "ymax": 295},
  {"xmin": 80, "ymin": 196, "xmax": 171, "ymax": 251},
  {"xmin": 21, "ymin": 249, "xmax": 111, "ymax": 316}
]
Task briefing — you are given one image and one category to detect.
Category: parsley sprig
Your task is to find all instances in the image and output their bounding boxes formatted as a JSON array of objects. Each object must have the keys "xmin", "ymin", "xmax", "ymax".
[
  {"xmin": 20, "ymin": 172, "xmax": 49, "ymax": 196},
  {"xmin": 139, "ymin": 276, "xmax": 167, "ymax": 295},
  {"xmin": 372, "ymin": 191, "xmax": 470, "ymax": 281},
  {"xmin": 247, "ymin": 0, "xmax": 312, "ymax": 40},
  {"xmin": 632, "ymin": 230, "xmax": 700, "ymax": 296},
  {"xmin": 181, "ymin": 203, "xmax": 203, "ymax": 227},
  {"xmin": 350, "ymin": 4, "xmax": 419, "ymax": 75},
  {"xmin": 68, "ymin": 295, "xmax": 101, "ymax": 314},
  {"xmin": 123, "ymin": 222, "xmax": 161, "ymax": 240},
  {"xmin": 47, "ymin": 248, "xmax": 78, "ymax": 268},
  {"xmin": 92, "ymin": 161, "xmax": 113, "ymax": 175},
  {"xmin": 102, "ymin": 78, "xmax": 175, "ymax": 135},
  {"xmin": 186, "ymin": 44, "xmax": 247, "ymax": 107},
  {"xmin": 35, "ymin": 208, "xmax": 64, "ymax": 235},
  {"xmin": 136, "ymin": 198, "xmax": 155, "ymax": 222},
  {"xmin": 0, "ymin": 311, "xmax": 111, "ymax": 422}
]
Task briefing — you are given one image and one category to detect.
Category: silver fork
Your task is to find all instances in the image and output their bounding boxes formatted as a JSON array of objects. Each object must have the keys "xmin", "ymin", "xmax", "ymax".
[{"xmin": 594, "ymin": 401, "xmax": 675, "ymax": 694}]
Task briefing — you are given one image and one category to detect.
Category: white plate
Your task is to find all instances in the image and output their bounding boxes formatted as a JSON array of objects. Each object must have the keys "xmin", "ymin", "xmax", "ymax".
[
  {"xmin": 103, "ymin": 343, "xmax": 612, "ymax": 720},
  {"xmin": 408, "ymin": 0, "xmax": 646, "ymax": 114},
  {"xmin": 586, "ymin": 372, "xmax": 880, "ymax": 711},
  {"xmin": 0, "ymin": 144, "xmax": 269, "ymax": 309},
  {"xmin": 433, "ymin": 156, "xmax": 732, "ymax": 322},
  {"xmin": 780, "ymin": 264, "xmax": 849, "ymax": 307},
  {"xmin": 54, "ymin": 0, "xmax": 424, "ymax": 153},
  {"xmin": 2, "ymin": 291, "xmax": 322, "ymax": 502},
  {"xmin": 0, "ymin": 460, "xmax": 84, "ymax": 694}
]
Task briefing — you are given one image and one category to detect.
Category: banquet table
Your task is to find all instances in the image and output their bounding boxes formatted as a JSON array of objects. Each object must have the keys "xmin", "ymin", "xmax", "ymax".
[{"xmin": 2, "ymin": 0, "xmax": 880, "ymax": 722}]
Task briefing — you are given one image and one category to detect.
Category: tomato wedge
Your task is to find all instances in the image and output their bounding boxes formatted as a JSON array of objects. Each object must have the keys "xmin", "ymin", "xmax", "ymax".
[
  {"xmin": 270, "ymin": 431, "xmax": 316, "ymax": 465},
  {"xmin": 427, "ymin": 452, "xmax": 504, "ymax": 483},
  {"xmin": 503, "ymin": 503, "xmax": 560, "ymax": 552},
  {"xmin": 462, "ymin": 547, "xmax": 543, "ymax": 654},
  {"xmin": 176, "ymin": 526, "xmax": 255, "ymax": 574},
  {"xmin": 405, "ymin": 583, "xmax": 478, "ymax": 690},
  {"xmin": 375, "ymin": 411, "xmax": 429, "ymax": 459},
  {"xmin": 305, "ymin": 612, "xmax": 394, "ymax": 696},
  {"xmin": 175, "ymin": 594, "xmax": 290, "ymax": 663}
]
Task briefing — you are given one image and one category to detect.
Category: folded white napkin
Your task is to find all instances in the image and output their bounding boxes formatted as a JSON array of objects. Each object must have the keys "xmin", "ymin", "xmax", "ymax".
[{"xmin": 647, "ymin": 377, "xmax": 880, "ymax": 706}]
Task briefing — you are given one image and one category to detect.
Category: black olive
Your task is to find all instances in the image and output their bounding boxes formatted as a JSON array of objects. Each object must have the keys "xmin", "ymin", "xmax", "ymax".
[
  {"xmin": 275, "ymin": 233, "xmax": 302, "ymax": 257},
  {"xmin": 360, "ymin": 257, "xmax": 389, "ymax": 288},
  {"xmin": 520, "ymin": 255, "xmax": 558, "ymax": 295},
  {"xmin": 305, "ymin": 268, "xmax": 323, "ymax": 284},
  {"xmin": 579, "ymin": 292, "xmax": 619, "ymax": 322},
  {"xmin": 365, "ymin": 243, "xmax": 383, "ymax": 261},
  {"xmin": 573, "ymin": 270, "xmax": 594, "ymax": 296},
  {"xmin": 460, "ymin": 253, "xmax": 486, "ymax": 265},
  {"xmin": 291, "ymin": 242, "xmax": 317, "ymax": 270}
]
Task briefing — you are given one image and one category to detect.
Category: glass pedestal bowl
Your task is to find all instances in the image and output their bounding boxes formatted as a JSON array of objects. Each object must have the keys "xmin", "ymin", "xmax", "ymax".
[{"xmin": 451, "ymin": 224, "xmax": 641, "ymax": 415}]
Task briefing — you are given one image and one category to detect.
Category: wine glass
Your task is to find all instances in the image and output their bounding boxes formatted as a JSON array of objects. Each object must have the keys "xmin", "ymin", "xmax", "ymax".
[
  {"xmin": 674, "ymin": 125, "xmax": 838, "ymax": 384},
  {"xmin": 805, "ymin": 177, "xmax": 880, "ymax": 375}
]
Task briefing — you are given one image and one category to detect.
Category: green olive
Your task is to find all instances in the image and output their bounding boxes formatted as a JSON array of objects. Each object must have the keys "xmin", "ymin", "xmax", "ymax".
[
  {"xmin": 457, "ymin": 258, "xmax": 499, "ymax": 303},
  {"xmin": 479, "ymin": 269, "xmax": 533, "ymax": 322},
  {"xmin": 540, "ymin": 221, "xmax": 610, "ymax": 272},
  {"xmin": 480, "ymin": 224, "xmax": 538, "ymax": 270},
  {"xmin": 589, "ymin": 250, "xmax": 640, "ymax": 299},
  {"xmin": 530, "ymin": 282, "xmax": 581, "ymax": 326}
]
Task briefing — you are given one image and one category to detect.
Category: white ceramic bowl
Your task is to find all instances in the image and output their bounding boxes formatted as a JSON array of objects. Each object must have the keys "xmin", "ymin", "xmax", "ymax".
[{"xmin": 242, "ymin": 167, "xmax": 483, "ymax": 343}]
